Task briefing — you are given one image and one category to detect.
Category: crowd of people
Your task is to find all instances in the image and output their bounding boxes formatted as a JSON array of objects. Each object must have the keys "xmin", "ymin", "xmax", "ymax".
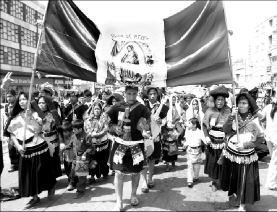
[{"xmin": 0, "ymin": 72, "xmax": 276, "ymax": 211}]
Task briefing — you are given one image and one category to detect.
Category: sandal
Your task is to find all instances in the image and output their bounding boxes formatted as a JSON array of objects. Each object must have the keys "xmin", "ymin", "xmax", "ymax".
[
  {"xmin": 130, "ymin": 196, "xmax": 139, "ymax": 206},
  {"xmin": 25, "ymin": 197, "xmax": 40, "ymax": 208},
  {"xmin": 147, "ymin": 181, "xmax": 154, "ymax": 189},
  {"xmin": 141, "ymin": 187, "xmax": 149, "ymax": 193}
]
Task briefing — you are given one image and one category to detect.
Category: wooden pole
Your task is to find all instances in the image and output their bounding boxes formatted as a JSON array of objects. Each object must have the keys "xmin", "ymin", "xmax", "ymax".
[
  {"xmin": 222, "ymin": 1, "xmax": 240, "ymax": 143},
  {"xmin": 22, "ymin": 1, "xmax": 49, "ymax": 149}
]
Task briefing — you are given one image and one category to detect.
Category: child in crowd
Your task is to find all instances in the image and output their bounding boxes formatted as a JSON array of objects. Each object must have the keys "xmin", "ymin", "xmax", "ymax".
[
  {"xmin": 60, "ymin": 121, "xmax": 75, "ymax": 185},
  {"xmin": 183, "ymin": 118, "xmax": 206, "ymax": 188},
  {"xmin": 69, "ymin": 119, "xmax": 94, "ymax": 199}
]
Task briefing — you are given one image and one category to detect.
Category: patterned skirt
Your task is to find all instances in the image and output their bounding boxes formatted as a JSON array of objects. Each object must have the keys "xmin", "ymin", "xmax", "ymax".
[
  {"xmin": 19, "ymin": 141, "xmax": 56, "ymax": 197},
  {"xmin": 220, "ymin": 145, "xmax": 260, "ymax": 204},
  {"xmin": 89, "ymin": 140, "xmax": 110, "ymax": 178},
  {"xmin": 109, "ymin": 141, "xmax": 144, "ymax": 174},
  {"xmin": 204, "ymin": 130, "xmax": 225, "ymax": 180},
  {"xmin": 162, "ymin": 139, "xmax": 178, "ymax": 163}
]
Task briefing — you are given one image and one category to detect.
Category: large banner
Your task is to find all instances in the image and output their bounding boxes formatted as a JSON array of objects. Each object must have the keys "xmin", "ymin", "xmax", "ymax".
[{"xmin": 95, "ymin": 20, "xmax": 167, "ymax": 87}]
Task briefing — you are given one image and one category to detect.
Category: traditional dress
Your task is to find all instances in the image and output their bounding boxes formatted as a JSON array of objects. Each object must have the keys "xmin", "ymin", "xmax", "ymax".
[
  {"xmin": 41, "ymin": 111, "xmax": 62, "ymax": 178},
  {"xmin": 108, "ymin": 102, "xmax": 150, "ymax": 174},
  {"xmin": 162, "ymin": 95, "xmax": 181, "ymax": 163},
  {"xmin": 203, "ymin": 105, "xmax": 231, "ymax": 180},
  {"xmin": 70, "ymin": 131, "xmax": 93, "ymax": 192},
  {"xmin": 7, "ymin": 111, "xmax": 56, "ymax": 197},
  {"xmin": 84, "ymin": 114, "xmax": 110, "ymax": 178},
  {"xmin": 220, "ymin": 112, "xmax": 260, "ymax": 204},
  {"xmin": 144, "ymin": 100, "xmax": 168, "ymax": 162}
]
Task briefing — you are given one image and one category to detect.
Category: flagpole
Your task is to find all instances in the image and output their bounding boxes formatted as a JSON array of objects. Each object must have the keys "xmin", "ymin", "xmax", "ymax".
[
  {"xmin": 22, "ymin": 1, "xmax": 49, "ymax": 149},
  {"xmin": 222, "ymin": 1, "xmax": 240, "ymax": 143}
]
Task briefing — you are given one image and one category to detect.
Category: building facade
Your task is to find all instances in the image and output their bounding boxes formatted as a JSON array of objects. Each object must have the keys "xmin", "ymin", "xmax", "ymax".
[
  {"xmin": 0, "ymin": 0, "xmax": 71, "ymax": 94},
  {"xmin": 247, "ymin": 16, "xmax": 277, "ymax": 87}
]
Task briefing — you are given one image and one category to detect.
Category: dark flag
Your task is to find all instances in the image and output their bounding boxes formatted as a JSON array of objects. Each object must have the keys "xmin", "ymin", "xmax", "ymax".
[
  {"xmin": 164, "ymin": 0, "xmax": 232, "ymax": 86},
  {"xmin": 35, "ymin": 0, "xmax": 100, "ymax": 81}
]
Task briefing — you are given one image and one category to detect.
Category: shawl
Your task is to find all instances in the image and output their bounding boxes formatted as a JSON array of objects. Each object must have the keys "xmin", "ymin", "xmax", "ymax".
[
  {"xmin": 186, "ymin": 98, "xmax": 204, "ymax": 127},
  {"xmin": 203, "ymin": 105, "xmax": 231, "ymax": 130},
  {"xmin": 167, "ymin": 94, "xmax": 181, "ymax": 125},
  {"xmin": 7, "ymin": 111, "xmax": 42, "ymax": 141}
]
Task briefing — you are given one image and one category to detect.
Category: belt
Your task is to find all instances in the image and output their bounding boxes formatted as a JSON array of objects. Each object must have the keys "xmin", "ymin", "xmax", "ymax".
[
  {"xmin": 44, "ymin": 134, "xmax": 57, "ymax": 142},
  {"xmin": 190, "ymin": 146, "xmax": 201, "ymax": 149},
  {"xmin": 114, "ymin": 137, "xmax": 144, "ymax": 146},
  {"xmin": 209, "ymin": 130, "xmax": 225, "ymax": 138}
]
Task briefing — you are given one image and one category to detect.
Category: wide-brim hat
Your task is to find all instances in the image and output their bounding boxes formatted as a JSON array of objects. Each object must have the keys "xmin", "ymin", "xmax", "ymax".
[
  {"xmin": 210, "ymin": 86, "xmax": 229, "ymax": 98},
  {"xmin": 184, "ymin": 93, "xmax": 196, "ymax": 99},
  {"xmin": 236, "ymin": 92, "xmax": 259, "ymax": 114},
  {"xmin": 107, "ymin": 93, "xmax": 124, "ymax": 105},
  {"xmin": 41, "ymin": 87, "xmax": 53, "ymax": 96}
]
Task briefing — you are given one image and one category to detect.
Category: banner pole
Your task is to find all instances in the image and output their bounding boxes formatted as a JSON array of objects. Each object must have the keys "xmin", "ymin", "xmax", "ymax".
[
  {"xmin": 22, "ymin": 1, "xmax": 49, "ymax": 149},
  {"xmin": 222, "ymin": 1, "xmax": 240, "ymax": 143}
]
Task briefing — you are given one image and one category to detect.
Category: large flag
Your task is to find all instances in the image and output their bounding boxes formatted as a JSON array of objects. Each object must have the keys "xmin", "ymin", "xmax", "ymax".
[
  {"xmin": 164, "ymin": 0, "xmax": 232, "ymax": 86},
  {"xmin": 35, "ymin": 0, "xmax": 100, "ymax": 81},
  {"xmin": 35, "ymin": 0, "xmax": 232, "ymax": 86}
]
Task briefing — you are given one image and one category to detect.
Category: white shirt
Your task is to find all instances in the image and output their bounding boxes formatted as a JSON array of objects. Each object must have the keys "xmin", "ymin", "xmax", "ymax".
[
  {"xmin": 261, "ymin": 104, "xmax": 277, "ymax": 144},
  {"xmin": 184, "ymin": 128, "xmax": 206, "ymax": 147}
]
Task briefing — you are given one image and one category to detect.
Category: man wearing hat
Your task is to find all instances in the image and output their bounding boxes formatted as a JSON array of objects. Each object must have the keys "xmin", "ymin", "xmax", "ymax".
[
  {"xmin": 107, "ymin": 86, "xmax": 151, "ymax": 210},
  {"xmin": 4, "ymin": 89, "xmax": 19, "ymax": 172}
]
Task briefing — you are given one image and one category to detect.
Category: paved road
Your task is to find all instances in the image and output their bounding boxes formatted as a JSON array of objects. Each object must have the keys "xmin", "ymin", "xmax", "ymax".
[{"xmin": 1, "ymin": 150, "xmax": 276, "ymax": 211}]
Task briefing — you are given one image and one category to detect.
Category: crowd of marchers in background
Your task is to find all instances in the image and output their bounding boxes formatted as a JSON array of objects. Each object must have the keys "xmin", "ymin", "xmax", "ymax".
[{"xmin": 0, "ymin": 73, "xmax": 276, "ymax": 212}]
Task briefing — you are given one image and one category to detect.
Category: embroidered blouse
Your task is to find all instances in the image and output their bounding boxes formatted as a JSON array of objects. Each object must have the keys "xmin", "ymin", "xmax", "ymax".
[
  {"xmin": 223, "ymin": 113, "xmax": 260, "ymax": 150},
  {"xmin": 7, "ymin": 110, "xmax": 43, "ymax": 147}
]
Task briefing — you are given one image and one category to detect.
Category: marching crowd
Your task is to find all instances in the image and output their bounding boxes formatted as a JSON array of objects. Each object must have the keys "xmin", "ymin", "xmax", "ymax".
[{"xmin": 0, "ymin": 72, "xmax": 277, "ymax": 212}]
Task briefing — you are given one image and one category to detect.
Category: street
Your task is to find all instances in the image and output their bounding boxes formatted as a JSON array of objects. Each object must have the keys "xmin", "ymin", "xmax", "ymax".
[{"xmin": 1, "ymin": 150, "xmax": 276, "ymax": 211}]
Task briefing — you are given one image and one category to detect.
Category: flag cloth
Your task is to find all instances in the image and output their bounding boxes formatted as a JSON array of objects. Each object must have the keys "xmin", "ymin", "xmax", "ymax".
[
  {"xmin": 35, "ymin": 0, "xmax": 100, "ymax": 81},
  {"xmin": 95, "ymin": 19, "xmax": 167, "ymax": 87},
  {"xmin": 164, "ymin": 0, "xmax": 232, "ymax": 87}
]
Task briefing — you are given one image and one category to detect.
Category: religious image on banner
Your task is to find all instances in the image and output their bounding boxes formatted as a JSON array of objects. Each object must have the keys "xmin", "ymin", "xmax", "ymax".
[{"xmin": 96, "ymin": 20, "xmax": 167, "ymax": 87}]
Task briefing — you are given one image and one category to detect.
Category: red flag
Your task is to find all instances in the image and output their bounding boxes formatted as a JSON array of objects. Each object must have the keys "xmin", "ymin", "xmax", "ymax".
[
  {"xmin": 35, "ymin": 0, "xmax": 100, "ymax": 81},
  {"xmin": 164, "ymin": 0, "xmax": 232, "ymax": 86}
]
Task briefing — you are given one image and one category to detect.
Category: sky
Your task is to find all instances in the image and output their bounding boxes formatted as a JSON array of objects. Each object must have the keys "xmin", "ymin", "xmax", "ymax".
[{"xmin": 38, "ymin": 1, "xmax": 277, "ymax": 60}]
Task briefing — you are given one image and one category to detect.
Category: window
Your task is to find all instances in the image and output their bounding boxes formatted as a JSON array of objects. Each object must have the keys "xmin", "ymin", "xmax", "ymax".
[
  {"xmin": 21, "ymin": 50, "xmax": 34, "ymax": 67},
  {"xmin": 21, "ymin": 26, "xmax": 36, "ymax": 47},
  {"xmin": 272, "ymin": 56, "xmax": 277, "ymax": 62},
  {"xmin": 269, "ymin": 35, "xmax": 273, "ymax": 46},
  {"xmin": 10, "ymin": 0, "xmax": 23, "ymax": 20},
  {"xmin": 0, "ymin": 0, "xmax": 8, "ymax": 13},
  {"xmin": 269, "ymin": 19, "xmax": 273, "ymax": 27},
  {"xmin": 0, "ymin": 45, "xmax": 20, "ymax": 66},
  {"xmin": 0, "ymin": 19, "xmax": 19, "ymax": 43},
  {"xmin": 25, "ymin": 5, "xmax": 36, "ymax": 25}
]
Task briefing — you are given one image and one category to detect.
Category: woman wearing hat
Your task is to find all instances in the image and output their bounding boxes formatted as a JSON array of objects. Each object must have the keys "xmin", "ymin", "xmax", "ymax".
[
  {"xmin": 203, "ymin": 86, "xmax": 231, "ymax": 191},
  {"xmin": 220, "ymin": 92, "xmax": 260, "ymax": 211},
  {"xmin": 84, "ymin": 101, "xmax": 110, "ymax": 181}
]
